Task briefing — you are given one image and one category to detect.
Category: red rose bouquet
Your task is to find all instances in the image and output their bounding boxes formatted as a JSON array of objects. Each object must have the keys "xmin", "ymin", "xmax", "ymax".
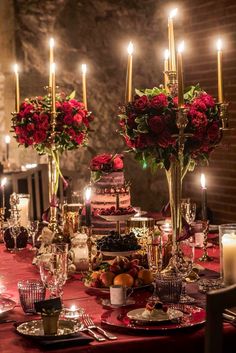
[
  {"xmin": 119, "ymin": 85, "xmax": 222, "ymax": 172},
  {"xmin": 12, "ymin": 91, "xmax": 93, "ymax": 155},
  {"xmin": 90, "ymin": 153, "xmax": 124, "ymax": 182}
]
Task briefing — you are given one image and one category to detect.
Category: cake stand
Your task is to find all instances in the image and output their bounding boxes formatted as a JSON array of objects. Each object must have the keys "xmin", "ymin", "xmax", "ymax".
[{"xmin": 98, "ymin": 213, "xmax": 135, "ymax": 233}]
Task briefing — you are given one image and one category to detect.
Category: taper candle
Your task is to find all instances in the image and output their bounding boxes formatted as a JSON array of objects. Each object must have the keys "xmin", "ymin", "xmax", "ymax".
[
  {"xmin": 168, "ymin": 8, "xmax": 177, "ymax": 72},
  {"xmin": 164, "ymin": 49, "xmax": 169, "ymax": 91},
  {"xmin": 125, "ymin": 42, "xmax": 134, "ymax": 103},
  {"xmin": 51, "ymin": 63, "xmax": 56, "ymax": 115},
  {"xmin": 5, "ymin": 135, "xmax": 10, "ymax": 161},
  {"xmin": 81, "ymin": 64, "xmax": 87, "ymax": 110},
  {"xmin": 216, "ymin": 38, "xmax": 223, "ymax": 103},
  {"xmin": 49, "ymin": 38, "xmax": 55, "ymax": 88},
  {"xmin": 177, "ymin": 41, "xmax": 184, "ymax": 108},
  {"xmin": 85, "ymin": 186, "xmax": 92, "ymax": 227},
  {"xmin": 200, "ymin": 173, "xmax": 207, "ymax": 220},
  {"xmin": 1, "ymin": 177, "xmax": 7, "ymax": 209},
  {"xmin": 13, "ymin": 64, "xmax": 20, "ymax": 113}
]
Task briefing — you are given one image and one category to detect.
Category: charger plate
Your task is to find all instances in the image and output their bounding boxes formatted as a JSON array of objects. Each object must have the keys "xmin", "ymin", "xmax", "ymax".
[
  {"xmin": 0, "ymin": 297, "xmax": 16, "ymax": 315},
  {"xmin": 101, "ymin": 304, "xmax": 205, "ymax": 332},
  {"xmin": 16, "ymin": 319, "xmax": 81, "ymax": 340}
]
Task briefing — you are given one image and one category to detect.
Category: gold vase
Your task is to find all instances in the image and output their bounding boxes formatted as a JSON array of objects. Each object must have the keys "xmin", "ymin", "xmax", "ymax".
[{"xmin": 165, "ymin": 157, "xmax": 183, "ymax": 249}]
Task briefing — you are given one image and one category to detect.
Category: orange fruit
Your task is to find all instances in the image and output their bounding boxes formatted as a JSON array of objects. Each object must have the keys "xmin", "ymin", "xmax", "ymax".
[
  {"xmin": 113, "ymin": 273, "xmax": 134, "ymax": 287},
  {"xmin": 137, "ymin": 269, "xmax": 153, "ymax": 285}
]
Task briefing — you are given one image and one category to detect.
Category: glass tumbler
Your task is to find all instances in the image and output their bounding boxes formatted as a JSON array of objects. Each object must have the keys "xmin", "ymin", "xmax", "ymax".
[
  {"xmin": 18, "ymin": 279, "xmax": 46, "ymax": 314},
  {"xmin": 156, "ymin": 274, "xmax": 182, "ymax": 303}
]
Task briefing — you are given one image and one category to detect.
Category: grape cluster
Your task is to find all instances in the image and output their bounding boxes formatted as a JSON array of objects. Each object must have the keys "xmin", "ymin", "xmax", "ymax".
[{"xmin": 97, "ymin": 231, "xmax": 141, "ymax": 252}]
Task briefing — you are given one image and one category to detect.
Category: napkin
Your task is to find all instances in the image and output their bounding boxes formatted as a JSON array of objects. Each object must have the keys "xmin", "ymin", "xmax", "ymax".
[{"xmin": 39, "ymin": 332, "xmax": 93, "ymax": 348}]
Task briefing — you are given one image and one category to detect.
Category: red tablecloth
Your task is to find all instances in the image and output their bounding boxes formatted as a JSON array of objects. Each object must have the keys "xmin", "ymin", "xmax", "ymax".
[{"xmin": 0, "ymin": 244, "xmax": 235, "ymax": 353}]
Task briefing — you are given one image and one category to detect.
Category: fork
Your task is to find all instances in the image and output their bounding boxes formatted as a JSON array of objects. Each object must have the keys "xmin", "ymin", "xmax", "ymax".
[
  {"xmin": 81, "ymin": 314, "xmax": 106, "ymax": 342},
  {"xmin": 82, "ymin": 314, "xmax": 117, "ymax": 340}
]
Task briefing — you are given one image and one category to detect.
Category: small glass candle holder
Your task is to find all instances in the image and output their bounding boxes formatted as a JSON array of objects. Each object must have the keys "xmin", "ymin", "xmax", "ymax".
[{"xmin": 63, "ymin": 305, "xmax": 84, "ymax": 319}]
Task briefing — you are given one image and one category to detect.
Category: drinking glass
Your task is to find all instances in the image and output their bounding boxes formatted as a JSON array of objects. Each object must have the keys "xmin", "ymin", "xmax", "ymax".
[
  {"xmin": 27, "ymin": 221, "xmax": 39, "ymax": 250},
  {"xmin": 156, "ymin": 274, "xmax": 182, "ymax": 303},
  {"xmin": 172, "ymin": 237, "xmax": 195, "ymax": 303},
  {"xmin": 18, "ymin": 279, "xmax": 46, "ymax": 314},
  {"xmin": 147, "ymin": 231, "xmax": 163, "ymax": 299},
  {"xmin": 181, "ymin": 199, "xmax": 196, "ymax": 225},
  {"xmin": 39, "ymin": 243, "xmax": 68, "ymax": 298},
  {"xmin": 8, "ymin": 219, "xmax": 21, "ymax": 252}
]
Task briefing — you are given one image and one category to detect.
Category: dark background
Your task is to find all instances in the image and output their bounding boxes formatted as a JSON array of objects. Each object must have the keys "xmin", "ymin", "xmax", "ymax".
[{"xmin": 12, "ymin": 0, "xmax": 236, "ymax": 222}]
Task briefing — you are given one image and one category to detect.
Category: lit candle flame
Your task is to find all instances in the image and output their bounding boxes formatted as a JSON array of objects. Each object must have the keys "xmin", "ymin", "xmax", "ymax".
[
  {"xmin": 178, "ymin": 41, "xmax": 185, "ymax": 53},
  {"xmin": 49, "ymin": 37, "xmax": 55, "ymax": 49},
  {"xmin": 81, "ymin": 64, "xmax": 87, "ymax": 74},
  {"xmin": 216, "ymin": 38, "xmax": 222, "ymax": 51},
  {"xmin": 164, "ymin": 49, "xmax": 169, "ymax": 60},
  {"xmin": 70, "ymin": 304, "xmax": 76, "ymax": 311},
  {"xmin": 200, "ymin": 173, "xmax": 206, "ymax": 189},
  {"xmin": 1, "ymin": 177, "xmax": 7, "ymax": 188},
  {"xmin": 169, "ymin": 8, "xmax": 178, "ymax": 19},
  {"xmin": 51, "ymin": 62, "xmax": 56, "ymax": 74},
  {"xmin": 5, "ymin": 135, "xmax": 11, "ymax": 144},
  {"xmin": 127, "ymin": 42, "xmax": 134, "ymax": 55},
  {"xmin": 85, "ymin": 187, "xmax": 91, "ymax": 201},
  {"xmin": 13, "ymin": 64, "xmax": 18, "ymax": 74}
]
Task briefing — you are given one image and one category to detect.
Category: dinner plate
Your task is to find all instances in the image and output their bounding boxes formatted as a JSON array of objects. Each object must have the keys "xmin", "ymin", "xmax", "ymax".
[
  {"xmin": 126, "ymin": 307, "xmax": 183, "ymax": 324},
  {"xmin": 101, "ymin": 304, "xmax": 205, "ymax": 332},
  {"xmin": 98, "ymin": 214, "xmax": 136, "ymax": 222},
  {"xmin": 0, "ymin": 297, "xmax": 16, "ymax": 315},
  {"xmin": 16, "ymin": 319, "xmax": 80, "ymax": 340}
]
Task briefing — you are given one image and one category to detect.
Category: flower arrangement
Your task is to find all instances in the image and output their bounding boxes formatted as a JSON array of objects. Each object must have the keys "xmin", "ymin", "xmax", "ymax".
[
  {"xmin": 12, "ymin": 91, "xmax": 93, "ymax": 155},
  {"xmin": 90, "ymin": 153, "xmax": 124, "ymax": 182},
  {"xmin": 119, "ymin": 85, "xmax": 222, "ymax": 171}
]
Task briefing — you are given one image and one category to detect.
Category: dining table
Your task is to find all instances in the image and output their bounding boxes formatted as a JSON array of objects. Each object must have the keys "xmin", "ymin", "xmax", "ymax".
[{"xmin": 0, "ymin": 241, "xmax": 235, "ymax": 353}]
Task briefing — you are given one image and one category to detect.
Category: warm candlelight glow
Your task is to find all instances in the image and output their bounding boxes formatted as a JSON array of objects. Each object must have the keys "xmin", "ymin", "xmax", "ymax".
[
  {"xmin": 5, "ymin": 135, "xmax": 11, "ymax": 144},
  {"xmin": 49, "ymin": 37, "xmax": 55, "ymax": 49},
  {"xmin": 127, "ymin": 41, "xmax": 134, "ymax": 55},
  {"xmin": 1, "ymin": 177, "xmax": 7, "ymax": 188},
  {"xmin": 70, "ymin": 304, "xmax": 76, "ymax": 311},
  {"xmin": 164, "ymin": 49, "xmax": 169, "ymax": 60},
  {"xmin": 85, "ymin": 187, "xmax": 91, "ymax": 201},
  {"xmin": 177, "ymin": 41, "xmax": 185, "ymax": 53},
  {"xmin": 169, "ymin": 8, "xmax": 178, "ymax": 19},
  {"xmin": 13, "ymin": 63, "xmax": 18, "ymax": 75},
  {"xmin": 200, "ymin": 174, "xmax": 206, "ymax": 189},
  {"xmin": 81, "ymin": 63, "xmax": 87, "ymax": 74},
  {"xmin": 51, "ymin": 62, "xmax": 56, "ymax": 74},
  {"xmin": 216, "ymin": 38, "xmax": 222, "ymax": 51}
]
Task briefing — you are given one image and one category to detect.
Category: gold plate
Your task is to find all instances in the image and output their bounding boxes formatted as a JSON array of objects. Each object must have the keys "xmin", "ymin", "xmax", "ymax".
[{"xmin": 16, "ymin": 319, "xmax": 80, "ymax": 339}]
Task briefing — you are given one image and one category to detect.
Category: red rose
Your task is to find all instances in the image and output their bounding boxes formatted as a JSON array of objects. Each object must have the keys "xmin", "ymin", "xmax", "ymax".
[
  {"xmin": 189, "ymin": 109, "xmax": 208, "ymax": 128},
  {"xmin": 157, "ymin": 130, "xmax": 174, "ymax": 148},
  {"xmin": 74, "ymin": 132, "xmax": 84, "ymax": 145},
  {"xmin": 173, "ymin": 96, "xmax": 178, "ymax": 107},
  {"xmin": 127, "ymin": 113, "xmax": 137, "ymax": 129},
  {"xmin": 150, "ymin": 94, "xmax": 168, "ymax": 109},
  {"xmin": 64, "ymin": 114, "xmax": 73, "ymax": 125},
  {"xmin": 62, "ymin": 101, "xmax": 72, "ymax": 113},
  {"xmin": 39, "ymin": 119, "xmax": 49, "ymax": 130},
  {"xmin": 73, "ymin": 113, "xmax": 83, "ymax": 125},
  {"xmin": 134, "ymin": 95, "xmax": 149, "ymax": 111},
  {"xmin": 68, "ymin": 128, "xmax": 76, "ymax": 139},
  {"xmin": 90, "ymin": 154, "xmax": 112, "ymax": 170},
  {"xmin": 124, "ymin": 135, "xmax": 135, "ymax": 148},
  {"xmin": 199, "ymin": 93, "xmax": 215, "ymax": 108},
  {"xmin": 192, "ymin": 98, "xmax": 206, "ymax": 111},
  {"xmin": 15, "ymin": 126, "xmax": 23, "ymax": 135},
  {"xmin": 135, "ymin": 134, "xmax": 154, "ymax": 148},
  {"xmin": 33, "ymin": 131, "xmax": 47, "ymax": 144},
  {"xmin": 27, "ymin": 123, "xmax": 35, "ymax": 132},
  {"xmin": 113, "ymin": 156, "xmax": 124, "ymax": 170},
  {"xmin": 148, "ymin": 116, "xmax": 165, "ymax": 134},
  {"xmin": 82, "ymin": 115, "xmax": 89, "ymax": 127},
  {"xmin": 207, "ymin": 122, "xmax": 220, "ymax": 141}
]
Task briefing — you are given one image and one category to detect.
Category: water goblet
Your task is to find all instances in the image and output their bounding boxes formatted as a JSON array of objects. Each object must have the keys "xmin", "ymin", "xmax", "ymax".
[
  {"xmin": 27, "ymin": 220, "xmax": 39, "ymax": 250},
  {"xmin": 8, "ymin": 219, "xmax": 21, "ymax": 252},
  {"xmin": 181, "ymin": 199, "xmax": 196, "ymax": 225},
  {"xmin": 172, "ymin": 237, "xmax": 195, "ymax": 303}
]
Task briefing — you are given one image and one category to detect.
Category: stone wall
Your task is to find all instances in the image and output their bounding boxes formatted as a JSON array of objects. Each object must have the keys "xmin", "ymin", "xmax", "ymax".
[{"xmin": 7, "ymin": 0, "xmax": 236, "ymax": 220}]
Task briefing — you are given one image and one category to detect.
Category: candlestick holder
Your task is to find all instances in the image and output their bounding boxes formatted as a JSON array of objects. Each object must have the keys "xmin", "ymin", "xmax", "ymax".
[
  {"xmin": 86, "ymin": 226, "xmax": 93, "ymax": 272},
  {"xmin": 166, "ymin": 70, "xmax": 177, "ymax": 96},
  {"xmin": 199, "ymin": 220, "xmax": 213, "ymax": 262},
  {"xmin": 219, "ymin": 102, "xmax": 230, "ymax": 130},
  {"xmin": 0, "ymin": 207, "xmax": 5, "ymax": 242}
]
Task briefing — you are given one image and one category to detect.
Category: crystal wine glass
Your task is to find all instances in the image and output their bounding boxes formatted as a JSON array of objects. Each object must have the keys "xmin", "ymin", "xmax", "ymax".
[
  {"xmin": 172, "ymin": 237, "xmax": 195, "ymax": 303},
  {"xmin": 181, "ymin": 199, "xmax": 196, "ymax": 225},
  {"xmin": 39, "ymin": 243, "xmax": 68, "ymax": 298},
  {"xmin": 27, "ymin": 220, "xmax": 39, "ymax": 250},
  {"xmin": 8, "ymin": 219, "xmax": 21, "ymax": 253}
]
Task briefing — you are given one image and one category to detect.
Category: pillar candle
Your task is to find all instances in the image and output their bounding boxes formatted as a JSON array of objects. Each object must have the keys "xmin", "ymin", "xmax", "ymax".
[
  {"xmin": 222, "ymin": 233, "xmax": 236, "ymax": 285},
  {"xmin": 49, "ymin": 38, "xmax": 55, "ymax": 88},
  {"xmin": 14, "ymin": 64, "xmax": 20, "ymax": 113},
  {"xmin": 177, "ymin": 41, "xmax": 184, "ymax": 108},
  {"xmin": 216, "ymin": 39, "xmax": 223, "ymax": 103},
  {"xmin": 81, "ymin": 64, "xmax": 87, "ymax": 110},
  {"xmin": 164, "ymin": 49, "xmax": 169, "ymax": 91},
  {"xmin": 85, "ymin": 187, "xmax": 91, "ymax": 227},
  {"xmin": 200, "ymin": 173, "xmax": 207, "ymax": 220},
  {"xmin": 168, "ymin": 8, "xmax": 177, "ymax": 72},
  {"xmin": 125, "ymin": 42, "xmax": 134, "ymax": 103}
]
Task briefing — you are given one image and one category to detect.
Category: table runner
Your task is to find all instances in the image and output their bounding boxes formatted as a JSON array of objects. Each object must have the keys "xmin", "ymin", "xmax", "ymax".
[{"xmin": 0, "ymin": 244, "xmax": 235, "ymax": 353}]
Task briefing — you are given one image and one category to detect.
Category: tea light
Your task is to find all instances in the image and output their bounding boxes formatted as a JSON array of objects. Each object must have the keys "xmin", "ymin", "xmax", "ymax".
[
  {"xmin": 161, "ymin": 219, "xmax": 172, "ymax": 233},
  {"xmin": 222, "ymin": 233, "xmax": 236, "ymax": 286},
  {"xmin": 64, "ymin": 305, "xmax": 81, "ymax": 319}
]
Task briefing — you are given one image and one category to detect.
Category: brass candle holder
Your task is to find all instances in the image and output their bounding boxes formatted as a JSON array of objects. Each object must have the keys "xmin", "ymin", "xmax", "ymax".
[
  {"xmin": 199, "ymin": 220, "xmax": 213, "ymax": 262},
  {"xmin": 86, "ymin": 226, "xmax": 93, "ymax": 272},
  {"xmin": 219, "ymin": 102, "xmax": 230, "ymax": 130},
  {"xmin": 0, "ymin": 207, "xmax": 5, "ymax": 242}
]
